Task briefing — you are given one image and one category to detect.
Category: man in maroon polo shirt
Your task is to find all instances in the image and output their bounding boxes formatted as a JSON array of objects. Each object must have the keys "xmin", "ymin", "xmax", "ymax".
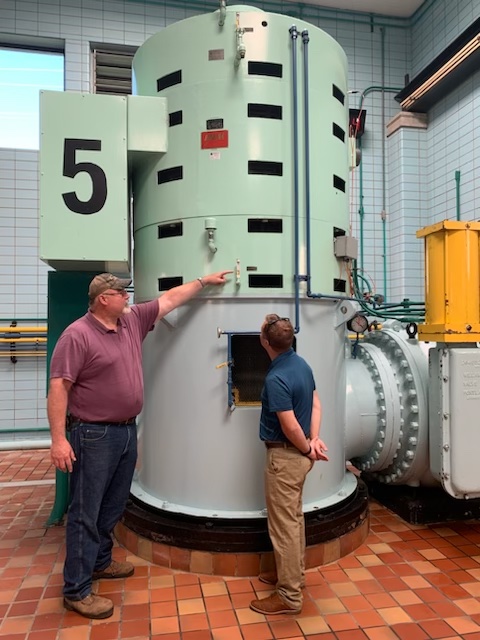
[{"xmin": 48, "ymin": 270, "xmax": 231, "ymax": 619}]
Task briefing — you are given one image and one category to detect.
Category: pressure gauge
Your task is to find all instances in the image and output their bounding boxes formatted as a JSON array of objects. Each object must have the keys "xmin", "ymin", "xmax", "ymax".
[{"xmin": 347, "ymin": 313, "xmax": 369, "ymax": 334}]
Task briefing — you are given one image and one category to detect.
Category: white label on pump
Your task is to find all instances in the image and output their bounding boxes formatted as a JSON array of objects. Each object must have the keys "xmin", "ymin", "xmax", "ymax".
[{"xmin": 210, "ymin": 152, "xmax": 221, "ymax": 160}]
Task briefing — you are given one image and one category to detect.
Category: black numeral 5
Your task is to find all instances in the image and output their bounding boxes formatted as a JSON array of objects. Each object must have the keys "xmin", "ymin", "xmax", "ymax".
[{"xmin": 62, "ymin": 139, "xmax": 108, "ymax": 215}]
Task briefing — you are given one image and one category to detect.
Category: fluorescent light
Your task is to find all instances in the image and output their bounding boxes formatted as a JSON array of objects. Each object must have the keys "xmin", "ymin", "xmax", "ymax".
[{"xmin": 401, "ymin": 34, "xmax": 480, "ymax": 110}]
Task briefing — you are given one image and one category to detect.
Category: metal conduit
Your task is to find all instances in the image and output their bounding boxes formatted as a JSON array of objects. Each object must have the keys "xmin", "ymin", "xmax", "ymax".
[
  {"xmin": 289, "ymin": 24, "xmax": 301, "ymax": 333},
  {"xmin": 0, "ymin": 325, "xmax": 47, "ymax": 360}
]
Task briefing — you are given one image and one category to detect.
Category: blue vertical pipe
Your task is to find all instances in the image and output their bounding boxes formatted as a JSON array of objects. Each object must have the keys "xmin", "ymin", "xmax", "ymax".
[
  {"xmin": 302, "ymin": 29, "xmax": 311, "ymax": 296},
  {"xmin": 289, "ymin": 25, "xmax": 300, "ymax": 332}
]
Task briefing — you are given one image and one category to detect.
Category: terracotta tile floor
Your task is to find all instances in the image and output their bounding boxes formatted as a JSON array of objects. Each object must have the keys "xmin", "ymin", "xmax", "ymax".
[{"xmin": 2, "ymin": 450, "xmax": 480, "ymax": 640}]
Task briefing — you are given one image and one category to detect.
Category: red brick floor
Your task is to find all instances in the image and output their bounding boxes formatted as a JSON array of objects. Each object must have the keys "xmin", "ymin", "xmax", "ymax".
[{"xmin": 1, "ymin": 449, "xmax": 480, "ymax": 639}]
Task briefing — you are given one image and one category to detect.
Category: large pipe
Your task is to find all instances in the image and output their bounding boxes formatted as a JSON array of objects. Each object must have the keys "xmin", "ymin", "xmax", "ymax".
[{"xmin": 0, "ymin": 439, "xmax": 51, "ymax": 451}]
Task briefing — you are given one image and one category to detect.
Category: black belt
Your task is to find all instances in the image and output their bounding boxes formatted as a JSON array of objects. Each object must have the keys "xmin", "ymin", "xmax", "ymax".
[
  {"xmin": 69, "ymin": 415, "xmax": 136, "ymax": 426},
  {"xmin": 265, "ymin": 441, "xmax": 296, "ymax": 449}
]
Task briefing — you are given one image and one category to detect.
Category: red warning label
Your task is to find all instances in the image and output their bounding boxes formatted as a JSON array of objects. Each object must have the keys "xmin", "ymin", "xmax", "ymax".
[{"xmin": 201, "ymin": 130, "xmax": 229, "ymax": 149}]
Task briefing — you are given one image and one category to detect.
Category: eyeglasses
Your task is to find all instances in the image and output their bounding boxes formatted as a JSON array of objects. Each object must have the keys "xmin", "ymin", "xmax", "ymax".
[
  {"xmin": 102, "ymin": 289, "xmax": 128, "ymax": 298},
  {"xmin": 265, "ymin": 315, "xmax": 290, "ymax": 332}
]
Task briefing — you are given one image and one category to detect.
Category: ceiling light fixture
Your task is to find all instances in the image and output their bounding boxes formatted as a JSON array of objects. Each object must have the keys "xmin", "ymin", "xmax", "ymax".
[{"xmin": 400, "ymin": 33, "xmax": 480, "ymax": 110}]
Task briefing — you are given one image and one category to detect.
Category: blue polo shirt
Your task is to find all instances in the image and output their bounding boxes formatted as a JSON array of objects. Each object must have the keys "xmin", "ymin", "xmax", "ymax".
[{"xmin": 259, "ymin": 348, "xmax": 316, "ymax": 442}]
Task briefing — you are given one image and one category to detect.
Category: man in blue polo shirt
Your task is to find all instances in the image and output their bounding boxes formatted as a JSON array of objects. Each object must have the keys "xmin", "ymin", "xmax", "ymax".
[{"xmin": 250, "ymin": 314, "xmax": 328, "ymax": 616}]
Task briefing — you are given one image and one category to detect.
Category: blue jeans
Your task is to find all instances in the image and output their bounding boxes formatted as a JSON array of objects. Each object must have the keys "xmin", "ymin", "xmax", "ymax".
[{"xmin": 63, "ymin": 422, "xmax": 137, "ymax": 600}]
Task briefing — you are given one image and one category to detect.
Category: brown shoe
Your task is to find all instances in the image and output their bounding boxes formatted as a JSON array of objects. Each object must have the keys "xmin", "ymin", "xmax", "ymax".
[
  {"xmin": 258, "ymin": 571, "xmax": 305, "ymax": 589},
  {"xmin": 64, "ymin": 593, "xmax": 114, "ymax": 619},
  {"xmin": 250, "ymin": 592, "xmax": 301, "ymax": 615},
  {"xmin": 93, "ymin": 559, "xmax": 134, "ymax": 580}
]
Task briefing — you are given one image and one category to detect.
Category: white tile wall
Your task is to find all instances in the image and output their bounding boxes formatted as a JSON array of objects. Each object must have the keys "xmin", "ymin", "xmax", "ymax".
[
  {"xmin": 1, "ymin": 0, "xmax": 475, "ymax": 434},
  {"xmin": 412, "ymin": 0, "xmax": 480, "ymax": 75}
]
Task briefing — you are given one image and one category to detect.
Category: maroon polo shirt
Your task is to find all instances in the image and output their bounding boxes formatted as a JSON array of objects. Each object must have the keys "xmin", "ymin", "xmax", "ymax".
[{"xmin": 49, "ymin": 300, "xmax": 159, "ymax": 422}]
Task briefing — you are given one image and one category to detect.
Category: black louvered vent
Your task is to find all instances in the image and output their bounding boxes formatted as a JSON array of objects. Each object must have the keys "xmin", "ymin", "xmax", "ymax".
[
  {"xmin": 158, "ymin": 222, "xmax": 183, "ymax": 238},
  {"xmin": 333, "ymin": 175, "xmax": 346, "ymax": 192},
  {"xmin": 248, "ymin": 61, "xmax": 282, "ymax": 78},
  {"xmin": 248, "ymin": 103, "xmax": 283, "ymax": 119},
  {"xmin": 248, "ymin": 219, "xmax": 283, "ymax": 233},
  {"xmin": 332, "ymin": 84, "xmax": 345, "ymax": 105},
  {"xmin": 158, "ymin": 277, "xmax": 183, "ymax": 291},
  {"xmin": 333, "ymin": 123, "xmax": 345, "ymax": 142},
  {"xmin": 169, "ymin": 111, "xmax": 183, "ymax": 126},
  {"xmin": 248, "ymin": 161, "xmax": 283, "ymax": 176},
  {"xmin": 157, "ymin": 70, "xmax": 182, "ymax": 92},
  {"xmin": 157, "ymin": 166, "xmax": 183, "ymax": 185},
  {"xmin": 249, "ymin": 274, "xmax": 283, "ymax": 288}
]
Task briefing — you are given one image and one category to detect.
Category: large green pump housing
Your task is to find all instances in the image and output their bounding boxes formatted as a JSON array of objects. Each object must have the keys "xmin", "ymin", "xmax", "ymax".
[{"xmin": 132, "ymin": 5, "xmax": 349, "ymax": 300}]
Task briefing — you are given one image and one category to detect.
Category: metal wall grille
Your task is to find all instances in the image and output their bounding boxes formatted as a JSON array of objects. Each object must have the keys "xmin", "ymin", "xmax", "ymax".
[{"xmin": 92, "ymin": 46, "xmax": 136, "ymax": 95}]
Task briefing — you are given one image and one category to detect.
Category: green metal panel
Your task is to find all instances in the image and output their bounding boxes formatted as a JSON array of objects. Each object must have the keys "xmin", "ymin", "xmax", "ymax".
[
  {"xmin": 131, "ymin": 6, "xmax": 349, "ymax": 300},
  {"xmin": 127, "ymin": 95, "xmax": 168, "ymax": 154},
  {"xmin": 39, "ymin": 91, "xmax": 130, "ymax": 273},
  {"xmin": 46, "ymin": 270, "xmax": 98, "ymax": 526},
  {"xmin": 46, "ymin": 270, "xmax": 98, "ymax": 379}
]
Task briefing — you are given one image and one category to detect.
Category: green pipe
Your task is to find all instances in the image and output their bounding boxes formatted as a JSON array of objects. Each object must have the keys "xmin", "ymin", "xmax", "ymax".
[
  {"xmin": 356, "ymin": 271, "xmax": 373, "ymax": 293},
  {"xmin": 358, "ymin": 137, "xmax": 365, "ymax": 273},
  {"xmin": 455, "ymin": 170, "xmax": 461, "ymax": 220},
  {"xmin": 351, "ymin": 268, "xmax": 425, "ymax": 322},
  {"xmin": 47, "ymin": 469, "xmax": 69, "ymax": 526},
  {"xmin": 356, "ymin": 85, "xmax": 402, "ymax": 298},
  {"xmin": 382, "ymin": 213, "xmax": 387, "ymax": 301}
]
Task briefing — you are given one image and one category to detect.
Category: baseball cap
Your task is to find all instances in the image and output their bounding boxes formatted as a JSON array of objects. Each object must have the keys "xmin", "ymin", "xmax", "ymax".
[{"xmin": 88, "ymin": 273, "xmax": 132, "ymax": 300}]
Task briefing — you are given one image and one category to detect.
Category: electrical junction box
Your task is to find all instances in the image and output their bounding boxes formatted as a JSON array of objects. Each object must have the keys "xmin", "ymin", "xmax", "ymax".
[
  {"xmin": 429, "ymin": 346, "xmax": 480, "ymax": 499},
  {"xmin": 334, "ymin": 235, "xmax": 358, "ymax": 260}
]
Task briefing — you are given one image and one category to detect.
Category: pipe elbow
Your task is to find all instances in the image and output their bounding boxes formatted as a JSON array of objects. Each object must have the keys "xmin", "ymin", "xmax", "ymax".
[{"xmin": 218, "ymin": 0, "xmax": 226, "ymax": 26}]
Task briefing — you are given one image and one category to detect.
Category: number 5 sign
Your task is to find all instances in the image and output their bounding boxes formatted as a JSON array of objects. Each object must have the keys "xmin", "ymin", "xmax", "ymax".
[
  {"xmin": 40, "ymin": 91, "xmax": 130, "ymax": 271},
  {"xmin": 40, "ymin": 91, "xmax": 167, "ymax": 272}
]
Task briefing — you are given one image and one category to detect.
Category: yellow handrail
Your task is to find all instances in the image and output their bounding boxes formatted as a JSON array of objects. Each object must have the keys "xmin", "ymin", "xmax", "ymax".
[
  {"xmin": 1, "ymin": 326, "xmax": 47, "ymax": 333},
  {"xmin": 0, "ymin": 337, "xmax": 47, "ymax": 343},
  {"xmin": 0, "ymin": 352, "xmax": 45, "ymax": 357}
]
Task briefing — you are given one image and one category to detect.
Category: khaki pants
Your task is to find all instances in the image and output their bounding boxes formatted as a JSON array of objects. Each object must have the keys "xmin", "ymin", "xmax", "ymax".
[{"xmin": 265, "ymin": 447, "xmax": 314, "ymax": 609}]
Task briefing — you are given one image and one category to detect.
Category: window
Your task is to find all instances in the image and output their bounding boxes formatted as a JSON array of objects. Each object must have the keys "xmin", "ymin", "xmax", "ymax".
[{"xmin": 0, "ymin": 47, "xmax": 64, "ymax": 150}]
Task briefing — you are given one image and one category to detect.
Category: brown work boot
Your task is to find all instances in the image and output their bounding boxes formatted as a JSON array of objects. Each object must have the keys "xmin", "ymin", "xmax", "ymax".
[
  {"xmin": 250, "ymin": 592, "xmax": 301, "ymax": 615},
  {"xmin": 258, "ymin": 571, "xmax": 305, "ymax": 589},
  {"xmin": 93, "ymin": 559, "xmax": 134, "ymax": 580},
  {"xmin": 64, "ymin": 593, "xmax": 114, "ymax": 619}
]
